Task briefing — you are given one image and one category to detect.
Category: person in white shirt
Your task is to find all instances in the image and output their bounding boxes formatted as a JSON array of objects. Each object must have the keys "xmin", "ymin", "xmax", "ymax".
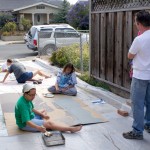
[
  {"xmin": 1, "ymin": 59, "xmax": 12, "ymax": 72},
  {"xmin": 123, "ymin": 10, "xmax": 150, "ymax": 140}
]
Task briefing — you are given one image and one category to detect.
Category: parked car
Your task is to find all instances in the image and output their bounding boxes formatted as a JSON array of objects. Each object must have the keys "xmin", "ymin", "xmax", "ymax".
[
  {"xmin": 23, "ymin": 33, "xmax": 28, "ymax": 43},
  {"xmin": 25, "ymin": 24, "xmax": 89, "ymax": 55}
]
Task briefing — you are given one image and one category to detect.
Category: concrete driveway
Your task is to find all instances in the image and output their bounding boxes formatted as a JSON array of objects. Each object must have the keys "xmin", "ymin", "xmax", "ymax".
[{"xmin": 0, "ymin": 58, "xmax": 149, "ymax": 150}]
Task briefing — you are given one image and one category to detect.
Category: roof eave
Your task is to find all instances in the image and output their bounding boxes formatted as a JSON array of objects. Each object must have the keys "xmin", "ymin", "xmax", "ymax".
[{"xmin": 13, "ymin": 2, "xmax": 61, "ymax": 12}]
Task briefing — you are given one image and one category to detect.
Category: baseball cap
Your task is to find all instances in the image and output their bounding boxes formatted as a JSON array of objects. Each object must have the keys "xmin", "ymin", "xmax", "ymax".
[{"xmin": 22, "ymin": 84, "xmax": 35, "ymax": 93}]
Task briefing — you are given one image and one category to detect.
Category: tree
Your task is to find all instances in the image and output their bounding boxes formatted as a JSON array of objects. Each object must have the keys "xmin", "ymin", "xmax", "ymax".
[
  {"xmin": 52, "ymin": 0, "xmax": 70, "ymax": 23},
  {"xmin": 67, "ymin": 2, "xmax": 89, "ymax": 30},
  {"xmin": 0, "ymin": 13, "xmax": 16, "ymax": 29}
]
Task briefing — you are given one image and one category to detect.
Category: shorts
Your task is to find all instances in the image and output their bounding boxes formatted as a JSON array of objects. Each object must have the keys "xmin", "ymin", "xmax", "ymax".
[
  {"xmin": 17, "ymin": 72, "xmax": 33, "ymax": 83},
  {"xmin": 20, "ymin": 114, "xmax": 44, "ymax": 132}
]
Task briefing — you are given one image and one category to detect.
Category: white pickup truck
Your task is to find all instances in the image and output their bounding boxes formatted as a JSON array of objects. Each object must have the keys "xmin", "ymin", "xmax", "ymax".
[{"xmin": 25, "ymin": 24, "xmax": 89, "ymax": 55}]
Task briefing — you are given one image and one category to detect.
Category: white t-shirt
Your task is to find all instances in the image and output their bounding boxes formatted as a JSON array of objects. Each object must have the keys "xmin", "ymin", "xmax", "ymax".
[
  {"xmin": 129, "ymin": 30, "xmax": 150, "ymax": 80},
  {"xmin": 1, "ymin": 63, "xmax": 8, "ymax": 71}
]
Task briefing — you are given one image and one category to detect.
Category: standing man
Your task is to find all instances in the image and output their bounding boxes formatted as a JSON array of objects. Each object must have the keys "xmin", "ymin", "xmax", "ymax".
[{"xmin": 123, "ymin": 10, "xmax": 150, "ymax": 140}]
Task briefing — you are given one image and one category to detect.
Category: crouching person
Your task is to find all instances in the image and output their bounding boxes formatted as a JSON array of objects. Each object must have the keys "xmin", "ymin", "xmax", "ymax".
[
  {"xmin": 48, "ymin": 63, "xmax": 77, "ymax": 96},
  {"xmin": 15, "ymin": 83, "xmax": 82, "ymax": 133}
]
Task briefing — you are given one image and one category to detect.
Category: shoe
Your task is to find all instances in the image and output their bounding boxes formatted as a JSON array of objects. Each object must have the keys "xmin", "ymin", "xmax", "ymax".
[
  {"xmin": 122, "ymin": 131, "xmax": 143, "ymax": 140},
  {"xmin": 144, "ymin": 125, "xmax": 150, "ymax": 133},
  {"xmin": 33, "ymin": 80, "xmax": 42, "ymax": 84}
]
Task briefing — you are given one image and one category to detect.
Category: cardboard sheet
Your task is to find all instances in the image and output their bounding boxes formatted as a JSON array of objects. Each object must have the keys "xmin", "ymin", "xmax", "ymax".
[
  {"xmin": 4, "ymin": 113, "xmax": 30, "ymax": 136},
  {"xmin": 1, "ymin": 93, "xmax": 107, "ymax": 136},
  {"xmin": 53, "ymin": 95, "xmax": 107, "ymax": 125}
]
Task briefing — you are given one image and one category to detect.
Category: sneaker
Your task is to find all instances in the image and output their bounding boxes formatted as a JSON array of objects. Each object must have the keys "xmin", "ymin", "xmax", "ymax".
[
  {"xmin": 144, "ymin": 125, "xmax": 150, "ymax": 133},
  {"xmin": 122, "ymin": 131, "xmax": 143, "ymax": 140}
]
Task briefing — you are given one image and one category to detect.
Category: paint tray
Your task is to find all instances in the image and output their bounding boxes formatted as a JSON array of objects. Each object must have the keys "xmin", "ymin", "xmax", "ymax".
[{"xmin": 42, "ymin": 131, "xmax": 65, "ymax": 147}]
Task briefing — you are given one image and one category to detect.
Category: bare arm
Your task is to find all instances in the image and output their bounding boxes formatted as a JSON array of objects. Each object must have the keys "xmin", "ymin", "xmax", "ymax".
[
  {"xmin": 26, "ymin": 121, "xmax": 46, "ymax": 132},
  {"xmin": 55, "ymin": 83, "xmax": 59, "ymax": 91},
  {"xmin": 32, "ymin": 109, "xmax": 44, "ymax": 117},
  {"xmin": 128, "ymin": 52, "xmax": 136, "ymax": 59},
  {"xmin": 0, "ymin": 72, "xmax": 10, "ymax": 83},
  {"xmin": 32, "ymin": 109, "xmax": 49, "ymax": 119}
]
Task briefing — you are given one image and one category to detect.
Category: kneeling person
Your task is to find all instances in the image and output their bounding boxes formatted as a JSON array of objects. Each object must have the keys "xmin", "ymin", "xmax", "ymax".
[{"xmin": 15, "ymin": 84, "xmax": 82, "ymax": 133}]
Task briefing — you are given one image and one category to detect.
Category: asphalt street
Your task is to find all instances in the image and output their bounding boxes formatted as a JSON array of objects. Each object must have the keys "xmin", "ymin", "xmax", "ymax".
[{"xmin": 0, "ymin": 43, "xmax": 38, "ymax": 60}]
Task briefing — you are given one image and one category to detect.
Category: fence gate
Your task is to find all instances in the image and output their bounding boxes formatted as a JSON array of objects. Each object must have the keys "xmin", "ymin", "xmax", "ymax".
[{"xmin": 90, "ymin": 0, "xmax": 150, "ymax": 97}]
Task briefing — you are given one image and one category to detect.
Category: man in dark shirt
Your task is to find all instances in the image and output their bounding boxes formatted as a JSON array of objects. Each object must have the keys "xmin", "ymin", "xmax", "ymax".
[{"xmin": 0, "ymin": 61, "xmax": 51, "ymax": 83}]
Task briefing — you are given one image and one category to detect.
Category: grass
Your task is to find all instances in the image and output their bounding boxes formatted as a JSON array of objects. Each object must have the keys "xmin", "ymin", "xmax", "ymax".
[{"xmin": 79, "ymin": 73, "xmax": 110, "ymax": 91}]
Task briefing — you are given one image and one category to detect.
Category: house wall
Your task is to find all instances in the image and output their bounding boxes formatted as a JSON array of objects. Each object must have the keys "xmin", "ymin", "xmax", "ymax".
[
  {"xmin": 24, "ymin": 14, "xmax": 32, "ymax": 21},
  {"xmin": 19, "ymin": 5, "xmax": 59, "ymax": 14}
]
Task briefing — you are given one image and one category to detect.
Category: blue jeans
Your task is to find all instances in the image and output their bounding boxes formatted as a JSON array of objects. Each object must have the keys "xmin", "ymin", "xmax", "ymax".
[
  {"xmin": 20, "ymin": 114, "xmax": 44, "ymax": 132},
  {"xmin": 17, "ymin": 72, "xmax": 33, "ymax": 83},
  {"xmin": 48, "ymin": 86, "xmax": 77, "ymax": 96},
  {"xmin": 131, "ymin": 78, "xmax": 150, "ymax": 135}
]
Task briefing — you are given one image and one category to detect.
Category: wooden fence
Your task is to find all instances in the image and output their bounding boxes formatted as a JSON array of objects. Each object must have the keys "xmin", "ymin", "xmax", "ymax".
[{"xmin": 90, "ymin": 0, "xmax": 150, "ymax": 97}]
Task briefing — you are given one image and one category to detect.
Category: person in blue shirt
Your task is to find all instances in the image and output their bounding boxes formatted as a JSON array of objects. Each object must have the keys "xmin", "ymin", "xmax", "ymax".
[{"xmin": 48, "ymin": 63, "xmax": 77, "ymax": 96}]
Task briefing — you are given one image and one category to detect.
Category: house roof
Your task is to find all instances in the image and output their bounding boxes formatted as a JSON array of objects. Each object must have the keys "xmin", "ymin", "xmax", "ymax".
[{"xmin": 0, "ymin": 0, "xmax": 63, "ymax": 11}]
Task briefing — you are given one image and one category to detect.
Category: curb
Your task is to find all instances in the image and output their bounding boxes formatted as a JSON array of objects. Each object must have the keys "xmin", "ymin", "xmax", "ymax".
[
  {"xmin": 0, "ymin": 40, "xmax": 24, "ymax": 45},
  {"xmin": 35, "ymin": 58, "xmax": 132, "ymax": 114}
]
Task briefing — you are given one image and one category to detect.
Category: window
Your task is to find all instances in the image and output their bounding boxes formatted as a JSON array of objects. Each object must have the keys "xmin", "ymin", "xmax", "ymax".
[
  {"xmin": 39, "ymin": 29, "xmax": 53, "ymax": 38},
  {"xmin": 36, "ymin": 5, "xmax": 45, "ymax": 9},
  {"xmin": 63, "ymin": 28, "xmax": 79, "ymax": 38},
  {"xmin": 29, "ymin": 27, "xmax": 37, "ymax": 37},
  {"xmin": 54, "ymin": 28, "xmax": 79, "ymax": 38}
]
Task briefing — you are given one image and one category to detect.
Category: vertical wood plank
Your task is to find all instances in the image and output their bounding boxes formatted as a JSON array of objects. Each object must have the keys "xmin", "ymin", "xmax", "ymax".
[
  {"xmin": 106, "ymin": 13, "xmax": 115, "ymax": 82},
  {"xmin": 123, "ymin": 11, "xmax": 132, "ymax": 89},
  {"xmin": 100, "ymin": 13, "xmax": 106, "ymax": 79},
  {"xmin": 91, "ymin": 14, "xmax": 96, "ymax": 76},
  {"xmin": 95, "ymin": 13, "xmax": 100, "ymax": 77},
  {"xmin": 114, "ymin": 12, "xmax": 123, "ymax": 86},
  {"xmin": 91, "ymin": 13, "xmax": 100, "ymax": 76}
]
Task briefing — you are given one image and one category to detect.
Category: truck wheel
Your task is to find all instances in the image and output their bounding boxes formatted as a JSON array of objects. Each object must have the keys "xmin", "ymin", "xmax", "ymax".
[{"xmin": 43, "ymin": 45, "xmax": 56, "ymax": 55}]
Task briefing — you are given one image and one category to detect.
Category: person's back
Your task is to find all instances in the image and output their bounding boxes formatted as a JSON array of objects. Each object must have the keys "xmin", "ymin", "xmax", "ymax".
[
  {"xmin": 9, "ymin": 62, "xmax": 26, "ymax": 79},
  {"xmin": 131, "ymin": 30, "xmax": 150, "ymax": 79},
  {"xmin": 15, "ymin": 95, "xmax": 34, "ymax": 128}
]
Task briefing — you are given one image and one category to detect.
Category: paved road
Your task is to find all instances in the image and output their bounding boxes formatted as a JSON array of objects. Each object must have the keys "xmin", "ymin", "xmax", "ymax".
[{"xmin": 0, "ymin": 43, "xmax": 38, "ymax": 60}]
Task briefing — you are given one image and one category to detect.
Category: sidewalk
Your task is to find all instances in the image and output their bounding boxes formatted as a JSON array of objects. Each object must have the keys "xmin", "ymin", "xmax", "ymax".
[
  {"xmin": 0, "ymin": 58, "xmax": 150, "ymax": 150},
  {"xmin": 0, "ymin": 40, "xmax": 24, "ymax": 46}
]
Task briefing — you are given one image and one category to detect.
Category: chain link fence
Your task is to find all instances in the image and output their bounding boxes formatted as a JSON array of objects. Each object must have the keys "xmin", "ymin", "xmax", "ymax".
[{"xmin": 38, "ymin": 30, "xmax": 89, "ymax": 73}]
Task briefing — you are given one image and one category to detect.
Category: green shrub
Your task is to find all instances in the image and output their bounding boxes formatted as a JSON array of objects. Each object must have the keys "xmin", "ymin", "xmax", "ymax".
[
  {"xmin": 50, "ymin": 43, "xmax": 89, "ymax": 71},
  {"xmin": 20, "ymin": 18, "xmax": 31, "ymax": 31},
  {"xmin": 79, "ymin": 73, "xmax": 110, "ymax": 91},
  {"xmin": 2, "ymin": 22, "xmax": 17, "ymax": 34},
  {"xmin": 2, "ymin": 31, "xmax": 11, "ymax": 36},
  {"xmin": 55, "ymin": 49, "xmax": 69, "ymax": 67},
  {"xmin": 50, "ymin": 51, "xmax": 58, "ymax": 65}
]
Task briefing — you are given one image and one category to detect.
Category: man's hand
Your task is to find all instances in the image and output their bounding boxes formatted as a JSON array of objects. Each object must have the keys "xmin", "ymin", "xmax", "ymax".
[
  {"xmin": 56, "ymin": 87, "xmax": 60, "ymax": 91},
  {"xmin": 43, "ymin": 115, "xmax": 50, "ymax": 120},
  {"xmin": 0, "ymin": 72, "xmax": 9, "ymax": 83},
  {"xmin": 37, "ymin": 126, "xmax": 46, "ymax": 133}
]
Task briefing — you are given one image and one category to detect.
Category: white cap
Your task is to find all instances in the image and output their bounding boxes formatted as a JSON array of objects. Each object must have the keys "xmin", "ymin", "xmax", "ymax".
[
  {"xmin": 22, "ymin": 84, "xmax": 35, "ymax": 93},
  {"xmin": 13, "ymin": 59, "xmax": 19, "ymax": 63}
]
